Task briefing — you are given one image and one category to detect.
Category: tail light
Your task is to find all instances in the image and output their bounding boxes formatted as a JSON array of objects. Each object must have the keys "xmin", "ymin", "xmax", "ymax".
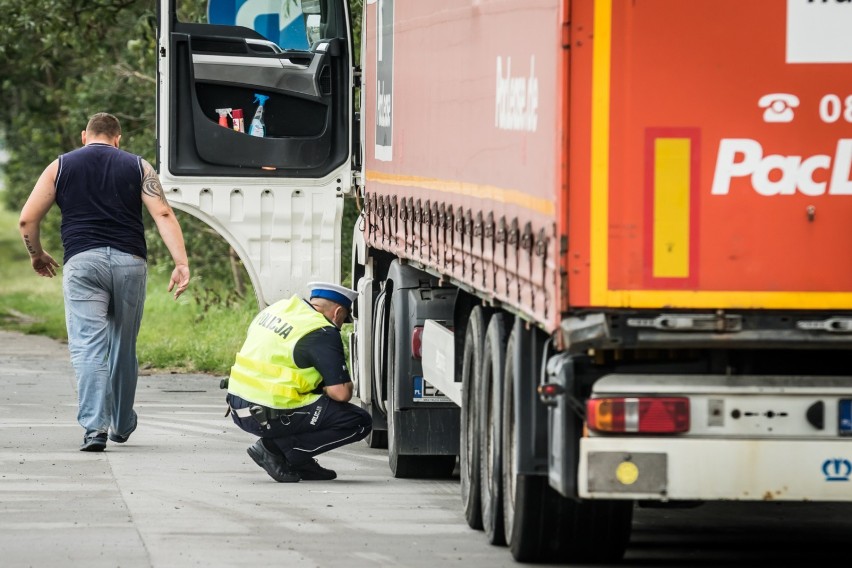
[
  {"xmin": 411, "ymin": 326, "xmax": 424, "ymax": 359},
  {"xmin": 586, "ymin": 397, "xmax": 690, "ymax": 434}
]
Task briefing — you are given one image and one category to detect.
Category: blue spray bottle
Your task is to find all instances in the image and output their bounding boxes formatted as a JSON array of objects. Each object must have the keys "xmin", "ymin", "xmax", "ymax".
[{"xmin": 249, "ymin": 94, "xmax": 270, "ymax": 137}]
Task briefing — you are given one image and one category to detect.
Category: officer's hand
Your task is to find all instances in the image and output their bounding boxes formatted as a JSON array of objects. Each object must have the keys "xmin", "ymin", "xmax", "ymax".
[{"xmin": 31, "ymin": 251, "xmax": 59, "ymax": 278}]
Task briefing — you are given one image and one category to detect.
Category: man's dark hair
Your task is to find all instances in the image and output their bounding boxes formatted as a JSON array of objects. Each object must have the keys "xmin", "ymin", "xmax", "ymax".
[{"xmin": 86, "ymin": 113, "xmax": 121, "ymax": 138}]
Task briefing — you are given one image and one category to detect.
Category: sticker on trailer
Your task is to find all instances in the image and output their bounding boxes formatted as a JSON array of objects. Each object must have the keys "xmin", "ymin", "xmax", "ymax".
[
  {"xmin": 787, "ymin": 0, "xmax": 852, "ymax": 64},
  {"xmin": 412, "ymin": 376, "xmax": 451, "ymax": 403},
  {"xmin": 375, "ymin": 0, "xmax": 394, "ymax": 161},
  {"xmin": 822, "ymin": 458, "xmax": 852, "ymax": 482}
]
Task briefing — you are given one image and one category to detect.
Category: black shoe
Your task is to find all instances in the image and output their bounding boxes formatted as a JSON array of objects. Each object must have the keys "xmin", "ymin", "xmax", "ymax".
[
  {"xmin": 246, "ymin": 440, "xmax": 300, "ymax": 483},
  {"xmin": 80, "ymin": 433, "xmax": 108, "ymax": 452},
  {"xmin": 291, "ymin": 459, "xmax": 337, "ymax": 481},
  {"xmin": 109, "ymin": 411, "xmax": 138, "ymax": 444}
]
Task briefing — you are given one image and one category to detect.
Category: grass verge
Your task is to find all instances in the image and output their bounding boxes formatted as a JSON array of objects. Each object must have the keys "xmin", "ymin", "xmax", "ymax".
[
  {"xmin": 0, "ymin": 207, "xmax": 68, "ymax": 338},
  {"xmin": 137, "ymin": 266, "xmax": 255, "ymax": 374},
  {"xmin": 0, "ymin": 206, "xmax": 254, "ymax": 374}
]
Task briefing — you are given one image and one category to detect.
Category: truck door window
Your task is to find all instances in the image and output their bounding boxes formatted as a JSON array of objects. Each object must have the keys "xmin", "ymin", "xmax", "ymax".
[{"xmin": 180, "ymin": 0, "xmax": 336, "ymax": 51}]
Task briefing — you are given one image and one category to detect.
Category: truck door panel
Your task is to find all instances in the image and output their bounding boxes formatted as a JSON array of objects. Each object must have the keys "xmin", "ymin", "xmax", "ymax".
[
  {"xmin": 169, "ymin": 24, "xmax": 347, "ymax": 176},
  {"xmin": 157, "ymin": 0, "xmax": 354, "ymax": 306}
]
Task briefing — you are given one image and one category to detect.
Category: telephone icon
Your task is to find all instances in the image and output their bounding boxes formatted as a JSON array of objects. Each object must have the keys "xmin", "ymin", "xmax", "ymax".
[{"xmin": 758, "ymin": 93, "xmax": 800, "ymax": 123}]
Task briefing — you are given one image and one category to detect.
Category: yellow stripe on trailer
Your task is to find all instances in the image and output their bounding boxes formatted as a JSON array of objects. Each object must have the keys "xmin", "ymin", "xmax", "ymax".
[{"xmin": 653, "ymin": 138, "xmax": 691, "ymax": 279}]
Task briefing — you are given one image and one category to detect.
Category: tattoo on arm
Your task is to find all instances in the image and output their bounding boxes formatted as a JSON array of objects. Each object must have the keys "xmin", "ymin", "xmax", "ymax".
[
  {"xmin": 23, "ymin": 234, "xmax": 39, "ymax": 256},
  {"xmin": 141, "ymin": 163, "xmax": 168, "ymax": 205}
]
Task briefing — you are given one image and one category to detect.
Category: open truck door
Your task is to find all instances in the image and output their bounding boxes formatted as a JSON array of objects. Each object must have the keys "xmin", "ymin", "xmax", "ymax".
[{"xmin": 156, "ymin": 0, "xmax": 355, "ymax": 306}]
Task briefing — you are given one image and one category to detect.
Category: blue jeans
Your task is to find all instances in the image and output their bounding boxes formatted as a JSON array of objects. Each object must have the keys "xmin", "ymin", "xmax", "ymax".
[{"xmin": 63, "ymin": 247, "xmax": 147, "ymax": 438}]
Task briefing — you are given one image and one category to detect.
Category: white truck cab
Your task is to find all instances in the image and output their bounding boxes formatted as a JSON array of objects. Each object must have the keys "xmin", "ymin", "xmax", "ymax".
[{"xmin": 156, "ymin": 0, "xmax": 356, "ymax": 306}]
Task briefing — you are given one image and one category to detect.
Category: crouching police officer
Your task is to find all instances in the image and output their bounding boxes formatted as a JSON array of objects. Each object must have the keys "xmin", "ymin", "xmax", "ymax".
[{"xmin": 226, "ymin": 282, "xmax": 372, "ymax": 482}]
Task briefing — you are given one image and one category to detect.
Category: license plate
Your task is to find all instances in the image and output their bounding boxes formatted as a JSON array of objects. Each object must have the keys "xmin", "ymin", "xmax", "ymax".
[
  {"xmin": 839, "ymin": 400, "xmax": 852, "ymax": 436},
  {"xmin": 412, "ymin": 376, "xmax": 451, "ymax": 403}
]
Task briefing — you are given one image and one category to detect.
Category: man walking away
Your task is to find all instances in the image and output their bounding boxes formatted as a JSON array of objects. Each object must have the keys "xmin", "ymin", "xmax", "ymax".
[{"xmin": 18, "ymin": 112, "xmax": 191, "ymax": 451}]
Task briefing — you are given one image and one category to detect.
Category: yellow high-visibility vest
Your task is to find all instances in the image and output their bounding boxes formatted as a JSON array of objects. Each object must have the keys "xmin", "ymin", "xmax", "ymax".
[{"xmin": 228, "ymin": 295, "xmax": 332, "ymax": 409}]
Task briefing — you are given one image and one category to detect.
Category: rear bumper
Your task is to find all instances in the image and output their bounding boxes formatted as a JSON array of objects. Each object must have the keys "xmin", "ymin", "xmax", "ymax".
[{"xmin": 578, "ymin": 437, "xmax": 852, "ymax": 501}]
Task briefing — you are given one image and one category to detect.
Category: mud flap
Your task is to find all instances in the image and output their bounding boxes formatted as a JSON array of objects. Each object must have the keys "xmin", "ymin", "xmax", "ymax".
[
  {"xmin": 388, "ymin": 261, "xmax": 459, "ymax": 456},
  {"xmin": 546, "ymin": 353, "xmax": 582, "ymax": 498}
]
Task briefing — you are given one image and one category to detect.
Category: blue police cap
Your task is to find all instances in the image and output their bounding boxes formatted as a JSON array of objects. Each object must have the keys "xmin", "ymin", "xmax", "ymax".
[{"xmin": 307, "ymin": 282, "xmax": 358, "ymax": 311}]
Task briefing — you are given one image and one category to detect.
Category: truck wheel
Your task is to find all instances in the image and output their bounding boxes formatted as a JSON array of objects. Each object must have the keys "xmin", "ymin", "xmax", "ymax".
[
  {"xmin": 505, "ymin": 475, "xmax": 633, "ymax": 563},
  {"xmin": 386, "ymin": 298, "xmax": 455, "ymax": 478},
  {"xmin": 480, "ymin": 312, "xmax": 510, "ymax": 545},
  {"xmin": 501, "ymin": 325, "xmax": 558, "ymax": 561},
  {"xmin": 366, "ymin": 288, "xmax": 390, "ymax": 449},
  {"xmin": 460, "ymin": 306, "xmax": 490, "ymax": 530},
  {"xmin": 501, "ymin": 323, "xmax": 633, "ymax": 563},
  {"xmin": 506, "ymin": 474, "xmax": 554, "ymax": 561}
]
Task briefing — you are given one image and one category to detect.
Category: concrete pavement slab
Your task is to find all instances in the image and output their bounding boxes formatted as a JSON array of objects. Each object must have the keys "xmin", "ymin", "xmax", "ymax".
[{"xmin": 0, "ymin": 330, "xmax": 519, "ymax": 568}]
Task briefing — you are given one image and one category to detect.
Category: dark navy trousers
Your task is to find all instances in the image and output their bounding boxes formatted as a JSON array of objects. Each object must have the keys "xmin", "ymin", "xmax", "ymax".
[{"xmin": 227, "ymin": 393, "xmax": 372, "ymax": 466}]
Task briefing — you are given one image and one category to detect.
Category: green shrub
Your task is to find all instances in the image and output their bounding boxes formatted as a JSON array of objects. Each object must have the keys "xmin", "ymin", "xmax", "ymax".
[{"xmin": 0, "ymin": 204, "xmax": 256, "ymax": 374}]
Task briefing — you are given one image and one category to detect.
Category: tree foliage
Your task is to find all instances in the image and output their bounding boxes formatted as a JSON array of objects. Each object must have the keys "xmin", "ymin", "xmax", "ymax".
[
  {"xmin": 1, "ymin": 0, "xmax": 158, "ymax": 255},
  {"xmin": 0, "ymin": 0, "xmax": 364, "ymax": 293}
]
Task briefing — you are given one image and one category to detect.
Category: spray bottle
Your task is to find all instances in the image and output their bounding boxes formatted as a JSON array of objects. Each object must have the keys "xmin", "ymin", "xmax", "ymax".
[
  {"xmin": 231, "ymin": 109, "xmax": 245, "ymax": 133},
  {"xmin": 248, "ymin": 94, "xmax": 270, "ymax": 137},
  {"xmin": 215, "ymin": 108, "xmax": 232, "ymax": 128}
]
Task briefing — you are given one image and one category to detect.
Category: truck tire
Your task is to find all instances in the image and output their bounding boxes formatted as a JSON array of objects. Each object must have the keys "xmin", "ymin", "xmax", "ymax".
[
  {"xmin": 506, "ymin": 474, "xmax": 555, "ymax": 561},
  {"xmin": 386, "ymin": 298, "xmax": 455, "ymax": 478},
  {"xmin": 501, "ymin": 323, "xmax": 634, "ymax": 563},
  {"xmin": 480, "ymin": 312, "xmax": 510, "ymax": 546},
  {"xmin": 502, "ymin": 325, "xmax": 560, "ymax": 561},
  {"xmin": 365, "ymin": 289, "xmax": 390, "ymax": 449},
  {"xmin": 460, "ymin": 306, "xmax": 490, "ymax": 530},
  {"xmin": 505, "ymin": 475, "xmax": 633, "ymax": 563}
]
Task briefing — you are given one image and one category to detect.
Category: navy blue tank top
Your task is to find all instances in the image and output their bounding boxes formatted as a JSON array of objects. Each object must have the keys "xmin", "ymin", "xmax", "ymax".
[{"xmin": 55, "ymin": 143, "xmax": 147, "ymax": 262}]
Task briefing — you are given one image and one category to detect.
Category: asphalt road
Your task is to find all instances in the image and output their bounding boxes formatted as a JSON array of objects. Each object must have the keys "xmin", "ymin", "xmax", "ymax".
[{"xmin": 2, "ymin": 329, "xmax": 851, "ymax": 567}]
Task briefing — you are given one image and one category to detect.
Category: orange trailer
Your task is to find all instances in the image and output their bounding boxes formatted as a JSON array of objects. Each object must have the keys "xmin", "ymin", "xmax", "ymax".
[{"xmin": 351, "ymin": 0, "xmax": 852, "ymax": 562}]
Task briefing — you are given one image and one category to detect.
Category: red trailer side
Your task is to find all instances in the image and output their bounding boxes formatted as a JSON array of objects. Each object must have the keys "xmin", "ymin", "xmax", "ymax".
[{"xmin": 362, "ymin": 0, "xmax": 565, "ymax": 332}]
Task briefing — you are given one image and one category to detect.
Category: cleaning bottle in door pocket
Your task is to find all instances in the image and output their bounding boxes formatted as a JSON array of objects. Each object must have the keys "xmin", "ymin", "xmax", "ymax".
[
  {"xmin": 215, "ymin": 108, "xmax": 232, "ymax": 128},
  {"xmin": 249, "ymin": 94, "xmax": 269, "ymax": 137}
]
